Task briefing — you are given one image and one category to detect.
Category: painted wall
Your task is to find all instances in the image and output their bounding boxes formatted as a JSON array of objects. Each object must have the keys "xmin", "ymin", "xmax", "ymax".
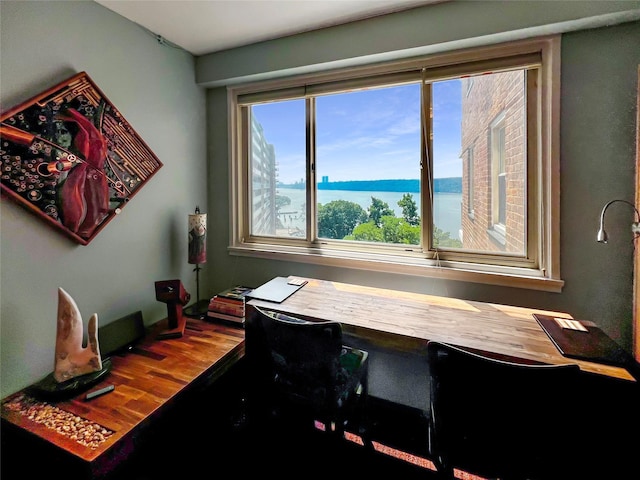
[{"xmin": 0, "ymin": 0, "xmax": 206, "ymax": 398}]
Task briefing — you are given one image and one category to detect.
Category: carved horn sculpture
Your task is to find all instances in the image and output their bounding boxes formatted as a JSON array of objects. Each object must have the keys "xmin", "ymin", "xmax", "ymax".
[{"xmin": 54, "ymin": 287, "xmax": 103, "ymax": 382}]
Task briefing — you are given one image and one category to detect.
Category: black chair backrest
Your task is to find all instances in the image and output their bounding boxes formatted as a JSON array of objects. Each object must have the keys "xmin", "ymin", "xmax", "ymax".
[
  {"xmin": 245, "ymin": 305, "xmax": 345, "ymax": 409},
  {"xmin": 427, "ymin": 340, "xmax": 581, "ymax": 480}
]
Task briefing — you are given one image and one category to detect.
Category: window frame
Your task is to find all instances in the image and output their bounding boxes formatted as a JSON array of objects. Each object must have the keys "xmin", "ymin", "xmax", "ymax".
[
  {"xmin": 490, "ymin": 112, "xmax": 507, "ymax": 242},
  {"xmin": 466, "ymin": 145, "xmax": 475, "ymax": 218},
  {"xmin": 228, "ymin": 36, "xmax": 563, "ymax": 292}
]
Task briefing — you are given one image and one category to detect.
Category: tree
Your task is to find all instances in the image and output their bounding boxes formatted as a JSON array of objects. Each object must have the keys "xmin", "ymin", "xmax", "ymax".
[
  {"xmin": 348, "ymin": 221, "xmax": 384, "ymax": 242},
  {"xmin": 318, "ymin": 200, "xmax": 367, "ymax": 239},
  {"xmin": 433, "ymin": 226, "xmax": 463, "ymax": 248},
  {"xmin": 398, "ymin": 193, "xmax": 419, "ymax": 226},
  {"xmin": 368, "ymin": 197, "xmax": 394, "ymax": 226},
  {"xmin": 275, "ymin": 194, "xmax": 291, "ymax": 210},
  {"xmin": 380, "ymin": 216, "xmax": 420, "ymax": 244}
]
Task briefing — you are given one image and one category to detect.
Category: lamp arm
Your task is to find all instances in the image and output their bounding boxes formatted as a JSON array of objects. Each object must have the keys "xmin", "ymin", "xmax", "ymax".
[{"xmin": 597, "ymin": 199, "xmax": 640, "ymax": 243}]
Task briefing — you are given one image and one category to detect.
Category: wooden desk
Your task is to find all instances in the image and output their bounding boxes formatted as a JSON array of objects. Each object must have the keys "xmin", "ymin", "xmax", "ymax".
[
  {"xmin": 1, "ymin": 318, "xmax": 245, "ymax": 479},
  {"xmin": 247, "ymin": 278, "xmax": 635, "ymax": 382}
]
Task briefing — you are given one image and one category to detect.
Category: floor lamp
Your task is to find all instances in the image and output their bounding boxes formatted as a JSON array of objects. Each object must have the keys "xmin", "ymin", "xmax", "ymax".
[{"xmin": 184, "ymin": 206, "xmax": 209, "ymax": 318}]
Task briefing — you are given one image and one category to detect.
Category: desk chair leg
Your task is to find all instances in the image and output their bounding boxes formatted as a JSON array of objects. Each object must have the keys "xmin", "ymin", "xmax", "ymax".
[{"xmin": 433, "ymin": 459, "xmax": 454, "ymax": 480}]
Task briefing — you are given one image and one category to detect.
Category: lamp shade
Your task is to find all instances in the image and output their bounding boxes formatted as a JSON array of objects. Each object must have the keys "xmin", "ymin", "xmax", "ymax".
[{"xmin": 188, "ymin": 208, "xmax": 207, "ymax": 264}]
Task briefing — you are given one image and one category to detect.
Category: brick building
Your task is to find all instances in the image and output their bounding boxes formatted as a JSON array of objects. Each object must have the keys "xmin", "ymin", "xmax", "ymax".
[{"xmin": 460, "ymin": 70, "xmax": 526, "ymax": 254}]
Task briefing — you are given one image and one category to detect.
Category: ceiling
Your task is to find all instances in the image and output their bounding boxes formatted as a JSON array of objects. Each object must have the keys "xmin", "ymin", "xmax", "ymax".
[{"xmin": 95, "ymin": 0, "xmax": 440, "ymax": 56}]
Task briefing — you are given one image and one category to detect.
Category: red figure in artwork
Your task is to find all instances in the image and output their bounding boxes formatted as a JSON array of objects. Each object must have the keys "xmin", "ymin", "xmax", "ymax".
[{"xmin": 56, "ymin": 108, "xmax": 109, "ymax": 238}]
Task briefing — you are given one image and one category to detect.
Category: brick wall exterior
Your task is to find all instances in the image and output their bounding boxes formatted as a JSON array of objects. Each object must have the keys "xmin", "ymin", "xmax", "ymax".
[{"xmin": 460, "ymin": 71, "xmax": 526, "ymax": 253}]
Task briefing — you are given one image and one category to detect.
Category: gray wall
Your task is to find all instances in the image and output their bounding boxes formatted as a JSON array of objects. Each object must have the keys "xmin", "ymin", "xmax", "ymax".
[
  {"xmin": 1, "ymin": 0, "xmax": 639, "ymax": 405},
  {"xmin": 0, "ymin": 0, "xmax": 206, "ymax": 398}
]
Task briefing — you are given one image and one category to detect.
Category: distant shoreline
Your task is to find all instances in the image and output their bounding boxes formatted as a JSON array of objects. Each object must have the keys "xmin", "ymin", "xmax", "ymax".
[{"xmin": 277, "ymin": 177, "xmax": 462, "ymax": 194}]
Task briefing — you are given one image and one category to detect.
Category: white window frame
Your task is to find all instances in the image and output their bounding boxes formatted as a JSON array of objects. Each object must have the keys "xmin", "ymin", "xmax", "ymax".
[{"xmin": 228, "ymin": 36, "xmax": 563, "ymax": 292}]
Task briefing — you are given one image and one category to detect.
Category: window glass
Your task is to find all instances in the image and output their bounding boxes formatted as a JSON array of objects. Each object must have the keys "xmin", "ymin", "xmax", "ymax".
[
  {"xmin": 250, "ymin": 100, "xmax": 306, "ymax": 238},
  {"xmin": 315, "ymin": 85, "xmax": 421, "ymax": 245},
  {"xmin": 432, "ymin": 79, "xmax": 464, "ymax": 249},
  {"xmin": 456, "ymin": 70, "xmax": 526, "ymax": 254}
]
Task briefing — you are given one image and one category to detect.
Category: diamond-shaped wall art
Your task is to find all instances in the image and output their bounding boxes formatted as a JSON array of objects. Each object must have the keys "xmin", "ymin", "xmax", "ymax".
[{"xmin": 1, "ymin": 72, "xmax": 163, "ymax": 245}]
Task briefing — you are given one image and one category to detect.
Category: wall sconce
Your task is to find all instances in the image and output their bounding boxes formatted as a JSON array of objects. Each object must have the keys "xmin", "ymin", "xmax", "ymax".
[{"xmin": 596, "ymin": 199, "xmax": 640, "ymax": 243}]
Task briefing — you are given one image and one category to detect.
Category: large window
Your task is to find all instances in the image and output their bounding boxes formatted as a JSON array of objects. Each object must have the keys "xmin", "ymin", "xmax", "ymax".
[{"xmin": 229, "ymin": 37, "xmax": 563, "ymax": 291}]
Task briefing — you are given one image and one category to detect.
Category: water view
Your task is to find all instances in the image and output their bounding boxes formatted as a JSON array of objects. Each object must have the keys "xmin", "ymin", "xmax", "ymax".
[{"xmin": 276, "ymin": 187, "xmax": 462, "ymax": 240}]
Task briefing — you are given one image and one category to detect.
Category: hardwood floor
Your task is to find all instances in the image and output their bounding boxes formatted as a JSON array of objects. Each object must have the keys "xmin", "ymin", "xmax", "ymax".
[
  {"xmin": 117, "ymin": 415, "xmax": 437, "ymax": 480},
  {"xmin": 14, "ymin": 356, "xmax": 631, "ymax": 480},
  {"xmin": 111, "ymin": 360, "xmax": 438, "ymax": 480}
]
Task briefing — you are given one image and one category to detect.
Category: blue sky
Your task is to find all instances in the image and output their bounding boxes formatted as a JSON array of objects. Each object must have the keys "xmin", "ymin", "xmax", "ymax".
[{"xmin": 252, "ymin": 80, "xmax": 462, "ymax": 184}]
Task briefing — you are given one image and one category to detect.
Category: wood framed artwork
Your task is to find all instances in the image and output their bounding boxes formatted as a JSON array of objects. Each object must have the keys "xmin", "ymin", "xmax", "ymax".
[{"xmin": 0, "ymin": 72, "xmax": 162, "ymax": 245}]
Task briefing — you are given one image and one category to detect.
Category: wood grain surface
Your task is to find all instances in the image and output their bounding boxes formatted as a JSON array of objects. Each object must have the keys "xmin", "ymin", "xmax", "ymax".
[
  {"xmin": 248, "ymin": 278, "xmax": 635, "ymax": 382},
  {"xmin": 1, "ymin": 317, "xmax": 244, "ymax": 477}
]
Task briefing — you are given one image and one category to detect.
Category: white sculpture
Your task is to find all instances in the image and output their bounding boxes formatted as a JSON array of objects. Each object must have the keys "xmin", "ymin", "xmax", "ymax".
[{"xmin": 54, "ymin": 287, "xmax": 102, "ymax": 382}]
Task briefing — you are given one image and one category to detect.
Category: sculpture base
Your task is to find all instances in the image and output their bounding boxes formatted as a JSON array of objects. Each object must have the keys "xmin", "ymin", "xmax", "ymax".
[
  {"xmin": 28, "ymin": 358, "xmax": 113, "ymax": 401},
  {"xmin": 157, "ymin": 315, "xmax": 187, "ymax": 339}
]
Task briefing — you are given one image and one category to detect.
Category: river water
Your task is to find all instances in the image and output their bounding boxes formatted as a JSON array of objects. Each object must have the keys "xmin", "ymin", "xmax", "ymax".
[{"xmin": 277, "ymin": 187, "xmax": 462, "ymax": 239}]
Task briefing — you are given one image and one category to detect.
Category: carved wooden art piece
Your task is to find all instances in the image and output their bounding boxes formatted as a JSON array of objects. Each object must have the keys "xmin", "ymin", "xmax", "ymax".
[
  {"xmin": 0, "ymin": 72, "xmax": 163, "ymax": 245},
  {"xmin": 54, "ymin": 287, "xmax": 102, "ymax": 382}
]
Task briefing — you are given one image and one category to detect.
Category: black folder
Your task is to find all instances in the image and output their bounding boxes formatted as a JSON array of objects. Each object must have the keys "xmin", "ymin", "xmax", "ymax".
[{"xmin": 533, "ymin": 314, "xmax": 632, "ymax": 367}]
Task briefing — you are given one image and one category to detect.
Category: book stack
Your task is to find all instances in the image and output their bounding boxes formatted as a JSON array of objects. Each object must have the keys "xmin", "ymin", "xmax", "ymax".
[{"xmin": 207, "ymin": 285, "xmax": 253, "ymax": 324}]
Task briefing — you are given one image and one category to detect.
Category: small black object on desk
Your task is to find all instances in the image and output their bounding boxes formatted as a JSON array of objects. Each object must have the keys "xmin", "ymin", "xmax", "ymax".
[{"xmin": 85, "ymin": 384, "xmax": 115, "ymax": 401}]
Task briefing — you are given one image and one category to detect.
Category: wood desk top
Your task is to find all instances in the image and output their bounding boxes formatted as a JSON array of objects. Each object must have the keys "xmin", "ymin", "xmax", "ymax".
[
  {"xmin": 247, "ymin": 278, "xmax": 635, "ymax": 382},
  {"xmin": 1, "ymin": 318, "xmax": 245, "ymax": 478}
]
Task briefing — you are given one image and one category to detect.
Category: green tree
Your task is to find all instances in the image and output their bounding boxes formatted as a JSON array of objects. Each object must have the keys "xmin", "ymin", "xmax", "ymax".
[
  {"xmin": 318, "ymin": 200, "xmax": 367, "ymax": 239},
  {"xmin": 380, "ymin": 216, "xmax": 420, "ymax": 244},
  {"xmin": 275, "ymin": 194, "xmax": 291, "ymax": 210},
  {"xmin": 348, "ymin": 221, "xmax": 384, "ymax": 242},
  {"xmin": 433, "ymin": 226, "xmax": 463, "ymax": 248},
  {"xmin": 398, "ymin": 193, "xmax": 419, "ymax": 226},
  {"xmin": 368, "ymin": 197, "xmax": 394, "ymax": 226},
  {"xmin": 350, "ymin": 217, "xmax": 420, "ymax": 245}
]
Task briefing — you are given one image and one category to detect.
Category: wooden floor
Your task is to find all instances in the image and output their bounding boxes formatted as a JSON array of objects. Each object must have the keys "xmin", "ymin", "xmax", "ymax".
[
  {"xmin": 6, "ymin": 356, "xmax": 634, "ymax": 480},
  {"xmin": 94, "ymin": 355, "xmax": 639, "ymax": 480},
  {"xmin": 109, "ymin": 360, "xmax": 439, "ymax": 480},
  {"xmin": 117, "ymin": 413, "xmax": 438, "ymax": 480}
]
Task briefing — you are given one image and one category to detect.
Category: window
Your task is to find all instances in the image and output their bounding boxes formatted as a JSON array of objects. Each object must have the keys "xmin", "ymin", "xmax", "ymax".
[{"xmin": 229, "ymin": 36, "xmax": 563, "ymax": 292}]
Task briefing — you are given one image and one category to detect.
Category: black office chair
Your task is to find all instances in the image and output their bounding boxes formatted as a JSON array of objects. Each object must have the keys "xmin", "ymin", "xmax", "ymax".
[
  {"xmin": 427, "ymin": 341, "xmax": 582, "ymax": 480},
  {"xmin": 244, "ymin": 305, "xmax": 369, "ymax": 439}
]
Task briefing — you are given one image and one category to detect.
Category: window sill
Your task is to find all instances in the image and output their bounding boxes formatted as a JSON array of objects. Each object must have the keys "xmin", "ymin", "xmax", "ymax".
[
  {"xmin": 229, "ymin": 243, "xmax": 564, "ymax": 293},
  {"xmin": 487, "ymin": 227, "xmax": 506, "ymax": 248}
]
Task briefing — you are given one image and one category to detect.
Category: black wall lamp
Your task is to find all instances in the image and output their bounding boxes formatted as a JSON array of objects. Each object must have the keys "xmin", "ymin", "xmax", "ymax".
[{"xmin": 596, "ymin": 199, "xmax": 640, "ymax": 244}]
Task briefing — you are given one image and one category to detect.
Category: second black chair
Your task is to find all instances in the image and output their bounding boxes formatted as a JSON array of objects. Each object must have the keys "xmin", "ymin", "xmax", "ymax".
[{"xmin": 427, "ymin": 340, "xmax": 582, "ymax": 480}]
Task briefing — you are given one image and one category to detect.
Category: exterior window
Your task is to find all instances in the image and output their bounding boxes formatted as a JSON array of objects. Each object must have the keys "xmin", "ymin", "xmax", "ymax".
[
  {"xmin": 250, "ymin": 100, "xmax": 306, "ymax": 238},
  {"xmin": 315, "ymin": 86, "xmax": 421, "ymax": 245},
  {"xmin": 230, "ymin": 37, "xmax": 562, "ymax": 291}
]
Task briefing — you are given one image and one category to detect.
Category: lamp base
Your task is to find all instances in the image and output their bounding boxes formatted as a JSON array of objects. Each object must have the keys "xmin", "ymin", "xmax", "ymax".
[{"xmin": 184, "ymin": 299, "xmax": 209, "ymax": 319}]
